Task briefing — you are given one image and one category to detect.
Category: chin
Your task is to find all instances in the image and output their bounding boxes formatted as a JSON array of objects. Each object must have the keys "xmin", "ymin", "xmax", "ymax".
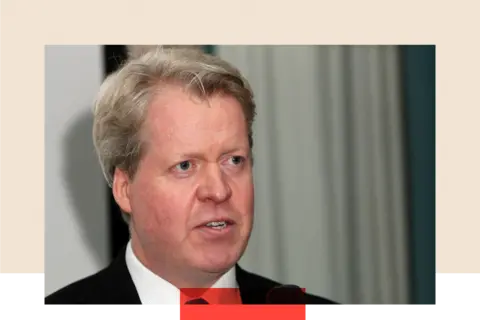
[
  {"xmin": 201, "ymin": 264, "xmax": 234, "ymax": 275},
  {"xmin": 194, "ymin": 249, "xmax": 243, "ymax": 274}
]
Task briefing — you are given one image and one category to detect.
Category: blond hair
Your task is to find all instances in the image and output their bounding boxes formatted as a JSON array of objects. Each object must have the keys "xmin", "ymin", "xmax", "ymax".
[{"xmin": 92, "ymin": 46, "xmax": 256, "ymax": 222}]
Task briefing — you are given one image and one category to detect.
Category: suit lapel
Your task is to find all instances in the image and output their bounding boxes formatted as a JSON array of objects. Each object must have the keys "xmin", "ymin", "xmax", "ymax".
[{"xmin": 235, "ymin": 264, "xmax": 270, "ymax": 304}]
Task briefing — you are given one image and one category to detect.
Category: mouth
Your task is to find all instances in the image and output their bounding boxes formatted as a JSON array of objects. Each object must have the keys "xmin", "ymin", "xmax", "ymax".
[{"xmin": 196, "ymin": 218, "xmax": 235, "ymax": 231}]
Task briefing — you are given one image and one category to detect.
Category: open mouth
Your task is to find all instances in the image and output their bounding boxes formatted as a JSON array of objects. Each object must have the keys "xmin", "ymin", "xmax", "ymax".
[
  {"xmin": 198, "ymin": 219, "xmax": 235, "ymax": 231},
  {"xmin": 204, "ymin": 221, "xmax": 229, "ymax": 230}
]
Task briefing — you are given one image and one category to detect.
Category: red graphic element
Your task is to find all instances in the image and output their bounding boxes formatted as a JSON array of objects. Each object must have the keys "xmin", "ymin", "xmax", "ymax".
[{"xmin": 181, "ymin": 305, "xmax": 306, "ymax": 320}]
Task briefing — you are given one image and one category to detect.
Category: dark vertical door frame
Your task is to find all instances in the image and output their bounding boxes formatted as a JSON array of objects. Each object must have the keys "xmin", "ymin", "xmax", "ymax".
[
  {"xmin": 103, "ymin": 45, "xmax": 130, "ymax": 261},
  {"xmin": 400, "ymin": 45, "xmax": 436, "ymax": 304}
]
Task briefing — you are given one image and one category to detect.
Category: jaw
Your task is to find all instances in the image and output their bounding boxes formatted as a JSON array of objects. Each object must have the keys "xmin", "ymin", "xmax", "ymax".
[{"xmin": 128, "ymin": 218, "xmax": 253, "ymax": 288}]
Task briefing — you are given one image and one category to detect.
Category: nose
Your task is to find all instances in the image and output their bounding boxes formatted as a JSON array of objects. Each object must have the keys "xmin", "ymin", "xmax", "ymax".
[{"xmin": 196, "ymin": 164, "xmax": 232, "ymax": 203}]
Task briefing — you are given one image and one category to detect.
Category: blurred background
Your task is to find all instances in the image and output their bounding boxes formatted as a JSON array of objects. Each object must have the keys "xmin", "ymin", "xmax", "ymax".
[{"xmin": 45, "ymin": 45, "xmax": 435, "ymax": 304}]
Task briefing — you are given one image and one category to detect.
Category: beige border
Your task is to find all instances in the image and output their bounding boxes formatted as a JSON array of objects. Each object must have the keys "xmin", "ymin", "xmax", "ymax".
[{"xmin": 1, "ymin": 0, "xmax": 478, "ymax": 273}]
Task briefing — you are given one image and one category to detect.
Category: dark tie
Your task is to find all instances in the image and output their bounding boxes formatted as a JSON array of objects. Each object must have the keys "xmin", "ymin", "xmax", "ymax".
[{"xmin": 184, "ymin": 297, "xmax": 209, "ymax": 304}]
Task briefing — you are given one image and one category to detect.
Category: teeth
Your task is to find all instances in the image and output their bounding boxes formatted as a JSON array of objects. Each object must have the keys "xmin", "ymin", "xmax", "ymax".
[{"xmin": 205, "ymin": 221, "xmax": 227, "ymax": 228}]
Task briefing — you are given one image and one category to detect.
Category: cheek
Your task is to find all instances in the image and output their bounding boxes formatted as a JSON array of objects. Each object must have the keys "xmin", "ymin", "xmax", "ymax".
[{"xmin": 129, "ymin": 181, "xmax": 187, "ymax": 235}]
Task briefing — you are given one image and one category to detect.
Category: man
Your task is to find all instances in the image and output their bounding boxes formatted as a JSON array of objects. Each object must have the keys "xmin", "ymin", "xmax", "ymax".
[{"xmin": 45, "ymin": 47, "xmax": 336, "ymax": 305}]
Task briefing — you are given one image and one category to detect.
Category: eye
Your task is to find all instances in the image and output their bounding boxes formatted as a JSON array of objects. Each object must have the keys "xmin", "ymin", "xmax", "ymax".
[
  {"xmin": 228, "ymin": 156, "xmax": 245, "ymax": 166},
  {"xmin": 175, "ymin": 160, "xmax": 192, "ymax": 172}
]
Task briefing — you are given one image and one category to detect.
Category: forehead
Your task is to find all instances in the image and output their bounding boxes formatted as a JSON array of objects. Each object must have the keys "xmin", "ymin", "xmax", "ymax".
[{"xmin": 143, "ymin": 86, "xmax": 248, "ymax": 150}]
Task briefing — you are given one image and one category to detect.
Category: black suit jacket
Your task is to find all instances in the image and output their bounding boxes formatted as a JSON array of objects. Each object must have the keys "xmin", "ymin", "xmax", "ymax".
[{"xmin": 45, "ymin": 246, "xmax": 336, "ymax": 304}]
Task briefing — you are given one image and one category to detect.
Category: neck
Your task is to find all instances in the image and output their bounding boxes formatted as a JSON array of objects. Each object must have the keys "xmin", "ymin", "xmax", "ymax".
[{"xmin": 129, "ymin": 236, "xmax": 224, "ymax": 289}]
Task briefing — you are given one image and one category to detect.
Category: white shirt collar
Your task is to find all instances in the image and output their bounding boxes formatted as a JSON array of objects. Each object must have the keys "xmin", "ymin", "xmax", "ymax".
[{"xmin": 125, "ymin": 240, "xmax": 238, "ymax": 304}]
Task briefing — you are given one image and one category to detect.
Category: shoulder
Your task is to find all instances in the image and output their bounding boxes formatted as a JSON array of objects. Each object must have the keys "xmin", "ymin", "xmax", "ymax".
[
  {"xmin": 45, "ymin": 268, "xmax": 110, "ymax": 304},
  {"xmin": 41, "ymin": 251, "xmax": 141, "ymax": 312},
  {"xmin": 235, "ymin": 265, "xmax": 338, "ymax": 304},
  {"xmin": 41, "ymin": 248, "xmax": 141, "ymax": 312}
]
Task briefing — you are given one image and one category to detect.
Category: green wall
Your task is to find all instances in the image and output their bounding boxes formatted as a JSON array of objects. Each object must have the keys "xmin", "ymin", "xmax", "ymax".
[
  {"xmin": 203, "ymin": 45, "xmax": 215, "ymax": 55},
  {"xmin": 400, "ymin": 45, "xmax": 436, "ymax": 304}
]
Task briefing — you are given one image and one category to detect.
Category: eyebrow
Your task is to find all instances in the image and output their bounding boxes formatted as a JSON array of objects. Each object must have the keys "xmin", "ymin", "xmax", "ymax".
[{"xmin": 178, "ymin": 147, "xmax": 248, "ymax": 160}]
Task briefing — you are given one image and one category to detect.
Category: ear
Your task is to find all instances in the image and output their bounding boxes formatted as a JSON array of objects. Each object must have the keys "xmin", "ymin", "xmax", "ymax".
[{"xmin": 112, "ymin": 168, "xmax": 132, "ymax": 214}]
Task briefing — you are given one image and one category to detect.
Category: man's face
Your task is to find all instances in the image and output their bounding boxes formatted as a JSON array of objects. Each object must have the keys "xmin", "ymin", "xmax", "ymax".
[{"xmin": 119, "ymin": 86, "xmax": 254, "ymax": 278}]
